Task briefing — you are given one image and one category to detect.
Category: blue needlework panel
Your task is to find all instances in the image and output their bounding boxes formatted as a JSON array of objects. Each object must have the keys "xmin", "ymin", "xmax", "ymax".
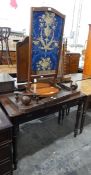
[{"xmin": 32, "ymin": 11, "xmax": 64, "ymax": 71}]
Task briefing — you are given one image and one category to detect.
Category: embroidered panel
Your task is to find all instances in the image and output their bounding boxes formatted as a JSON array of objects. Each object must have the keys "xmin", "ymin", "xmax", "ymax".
[{"xmin": 32, "ymin": 10, "xmax": 64, "ymax": 71}]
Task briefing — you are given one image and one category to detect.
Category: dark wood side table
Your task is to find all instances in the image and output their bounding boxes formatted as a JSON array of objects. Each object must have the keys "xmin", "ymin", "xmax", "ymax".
[
  {"xmin": 0, "ymin": 90, "xmax": 86, "ymax": 170},
  {"xmin": 0, "ymin": 108, "xmax": 13, "ymax": 175}
]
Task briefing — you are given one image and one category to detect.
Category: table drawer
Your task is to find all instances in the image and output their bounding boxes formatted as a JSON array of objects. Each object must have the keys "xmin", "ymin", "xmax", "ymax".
[
  {"xmin": 41, "ymin": 105, "xmax": 59, "ymax": 116},
  {"xmin": 30, "ymin": 105, "xmax": 59, "ymax": 120},
  {"xmin": 0, "ymin": 144, "xmax": 12, "ymax": 163}
]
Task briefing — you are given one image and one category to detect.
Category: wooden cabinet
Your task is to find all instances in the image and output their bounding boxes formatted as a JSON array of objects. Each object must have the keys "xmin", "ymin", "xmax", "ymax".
[
  {"xmin": 63, "ymin": 53, "xmax": 80, "ymax": 75},
  {"xmin": 0, "ymin": 108, "xmax": 13, "ymax": 175}
]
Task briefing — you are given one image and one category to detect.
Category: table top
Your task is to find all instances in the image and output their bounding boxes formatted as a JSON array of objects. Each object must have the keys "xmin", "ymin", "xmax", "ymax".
[
  {"xmin": 63, "ymin": 73, "xmax": 91, "ymax": 96},
  {"xmin": 0, "ymin": 65, "xmax": 16, "ymax": 74},
  {"xmin": 0, "ymin": 89, "xmax": 84, "ymax": 119},
  {"xmin": 0, "ymin": 73, "xmax": 90, "ymax": 120},
  {"xmin": 77, "ymin": 79, "xmax": 91, "ymax": 96}
]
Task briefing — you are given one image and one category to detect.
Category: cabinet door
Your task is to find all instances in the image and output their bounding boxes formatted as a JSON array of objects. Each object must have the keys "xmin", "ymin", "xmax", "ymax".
[
  {"xmin": 0, "ymin": 108, "xmax": 13, "ymax": 174},
  {"xmin": 70, "ymin": 53, "xmax": 80, "ymax": 73},
  {"xmin": 0, "ymin": 144, "xmax": 12, "ymax": 163},
  {"xmin": 0, "ymin": 160, "xmax": 12, "ymax": 175},
  {"xmin": 0, "ymin": 129, "xmax": 12, "ymax": 145}
]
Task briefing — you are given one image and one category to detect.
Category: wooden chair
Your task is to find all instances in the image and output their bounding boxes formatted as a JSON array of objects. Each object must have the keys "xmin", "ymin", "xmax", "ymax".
[{"xmin": 0, "ymin": 27, "xmax": 12, "ymax": 65}]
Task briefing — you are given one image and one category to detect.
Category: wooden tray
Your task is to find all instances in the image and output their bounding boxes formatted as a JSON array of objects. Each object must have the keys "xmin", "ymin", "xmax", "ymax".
[{"xmin": 30, "ymin": 82, "xmax": 60, "ymax": 96}]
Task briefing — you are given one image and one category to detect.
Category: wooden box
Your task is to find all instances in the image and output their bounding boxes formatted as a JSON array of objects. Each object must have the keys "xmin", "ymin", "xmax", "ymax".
[{"xmin": 0, "ymin": 73, "xmax": 15, "ymax": 93}]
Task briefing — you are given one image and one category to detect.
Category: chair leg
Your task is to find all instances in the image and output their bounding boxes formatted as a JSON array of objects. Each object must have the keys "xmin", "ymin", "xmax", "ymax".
[
  {"xmin": 58, "ymin": 109, "xmax": 62, "ymax": 124},
  {"xmin": 66, "ymin": 107, "xmax": 70, "ymax": 115},
  {"xmin": 5, "ymin": 39, "xmax": 13, "ymax": 65},
  {"xmin": 62, "ymin": 108, "xmax": 65, "ymax": 124},
  {"xmin": 58, "ymin": 106, "xmax": 70, "ymax": 124}
]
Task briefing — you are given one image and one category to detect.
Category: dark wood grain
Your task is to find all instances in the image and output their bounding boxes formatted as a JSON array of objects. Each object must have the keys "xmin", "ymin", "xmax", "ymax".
[
  {"xmin": 0, "ymin": 108, "xmax": 13, "ymax": 174},
  {"xmin": 63, "ymin": 53, "xmax": 80, "ymax": 74}
]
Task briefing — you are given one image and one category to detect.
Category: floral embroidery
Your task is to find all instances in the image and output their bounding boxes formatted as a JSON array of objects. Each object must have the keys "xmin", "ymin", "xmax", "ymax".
[{"xmin": 32, "ymin": 10, "xmax": 64, "ymax": 71}]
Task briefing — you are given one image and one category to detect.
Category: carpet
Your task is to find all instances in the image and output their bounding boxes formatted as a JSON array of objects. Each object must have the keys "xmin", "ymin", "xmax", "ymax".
[{"xmin": 14, "ymin": 108, "xmax": 91, "ymax": 175}]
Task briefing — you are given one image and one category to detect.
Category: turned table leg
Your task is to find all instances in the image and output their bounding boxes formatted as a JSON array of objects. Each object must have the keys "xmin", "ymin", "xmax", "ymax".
[
  {"xmin": 80, "ymin": 96, "xmax": 88, "ymax": 134},
  {"xmin": 74, "ymin": 100, "xmax": 83, "ymax": 137}
]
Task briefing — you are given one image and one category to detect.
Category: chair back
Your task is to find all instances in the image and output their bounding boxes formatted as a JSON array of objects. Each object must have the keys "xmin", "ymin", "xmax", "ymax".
[{"xmin": 0, "ymin": 27, "xmax": 11, "ymax": 41}]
